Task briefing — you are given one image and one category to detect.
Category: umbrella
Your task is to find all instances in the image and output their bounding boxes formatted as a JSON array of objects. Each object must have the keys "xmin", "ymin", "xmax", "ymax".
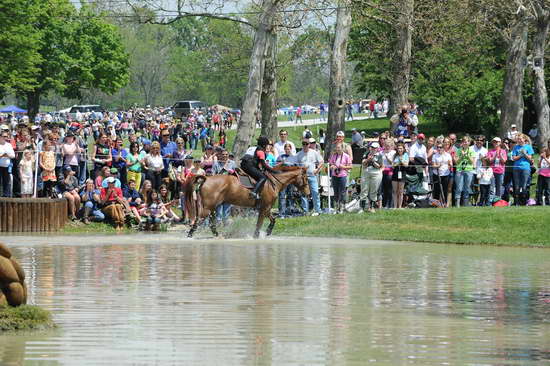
[{"xmin": 0, "ymin": 105, "xmax": 27, "ymax": 113}]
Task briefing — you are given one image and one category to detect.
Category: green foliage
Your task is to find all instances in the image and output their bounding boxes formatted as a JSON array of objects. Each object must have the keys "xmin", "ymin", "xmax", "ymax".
[
  {"xmin": 0, "ymin": 0, "xmax": 129, "ymax": 111},
  {"xmin": 0, "ymin": 305, "xmax": 56, "ymax": 332},
  {"xmin": 0, "ymin": 0, "xmax": 42, "ymax": 96}
]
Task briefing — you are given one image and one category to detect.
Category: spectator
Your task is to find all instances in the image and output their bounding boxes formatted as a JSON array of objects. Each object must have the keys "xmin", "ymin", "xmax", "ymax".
[
  {"xmin": 539, "ymin": 139, "xmax": 550, "ymax": 205},
  {"xmin": 111, "ymin": 137, "xmax": 128, "ymax": 188},
  {"xmin": 351, "ymin": 128, "xmax": 363, "ymax": 148},
  {"xmin": 295, "ymin": 138, "xmax": 323, "ymax": 216},
  {"xmin": 507, "ymin": 124, "xmax": 519, "ymax": 141},
  {"xmin": 0, "ymin": 132, "xmax": 15, "ymax": 197},
  {"xmin": 477, "ymin": 157, "xmax": 493, "ymax": 206},
  {"xmin": 143, "ymin": 141, "xmax": 164, "ymax": 190},
  {"xmin": 454, "ymin": 136, "xmax": 476, "ymax": 207},
  {"xmin": 201, "ymin": 145, "xmax": 217, "ymax": 175},
  {"xmin": 123, "ymin": 179, "xmax": 142, "ymax": 221},
  {"xmin": 487, "ymin": 137, "xmax": 507, "ymax": 198},
  {"xmin": 360, "ymin": 142, "xmax": 383, "ymax": 213},
  {"xmin": 276, "ymin": 143, "xmax": 296, "ymax": 218},
  {"xmin": 126, "ymin": 142, "xmax": 145, "ymax": 190},
  {"xmin": 329, "ymin": 143, "xmax": 352, "ymax": 213},
  {"xmin": 80, "ymin": 179, "xmax": 105, "ymax": 224},
  {"xmin": 380, "ymin": 140, "xmax": 396, "ymax": 208},
  {"xmin": 274, "ymin": 129, "xmax": 296, "ymax": 156},
  {"xmin": 392, "ymin": 142, "xmax": 409, "ymax": 208},
  {"xmin": 19, "ymin": 149, "xmax": 35, "ymax": 198},
  {"xmin": 431, "ymin": 142, "xmax": 453, "ymax": 206},
  {"xmin": 91, "ymin": 133, "xmax": 112, "ymax": 179},
  {"xmin": 511, "ymin": 133, "xmax": 534, "ymax": 205},
  {"xmin": 213, "ymin": 149, "xmax": 236, "ymax": 223},
  {"xmin": 61, "ymin": 132, "xmax": 81, "ymax": 176},
  {"xmin": 39, "ymin": 139, "xmax": 57, "ymax": 198},
  {"xmin": 100, "ymin": 176, "xmax": 126, "ymax": 230},
  {"xmin": 60, "ymin": 166, "xmax": 81, "ymax": 220},
  {"xmin": 332, "ymin": 131, "xmax": 352, "ymax": 157}
]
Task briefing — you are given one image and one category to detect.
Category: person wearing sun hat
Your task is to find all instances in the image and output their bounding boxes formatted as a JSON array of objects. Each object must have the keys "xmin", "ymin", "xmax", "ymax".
[{"xmin": 100, "ymin": 176, "xmax": 126, "ymax": 230}]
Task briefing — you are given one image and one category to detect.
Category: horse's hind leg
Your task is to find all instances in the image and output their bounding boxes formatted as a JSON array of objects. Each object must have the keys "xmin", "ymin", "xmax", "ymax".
[
  {"xmin": 209, "ymin": 212, "xmax": 219, "ymax": 237},
  {"xmin": 254, "ymin": 212, "xmax": 266, "ymax": 239},
  {"xmin": 266, "ymin": 212, "xmax": 276, "ymax": 237},
  {"xmin": 187, "ymin": 221, "xmax": 198, "ymax": 238}
]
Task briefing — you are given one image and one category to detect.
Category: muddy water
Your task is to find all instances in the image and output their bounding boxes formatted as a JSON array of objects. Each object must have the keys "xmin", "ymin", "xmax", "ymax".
[{"xmin": 1, "ymin": 235, "xmax": 549, "ymax": 365}]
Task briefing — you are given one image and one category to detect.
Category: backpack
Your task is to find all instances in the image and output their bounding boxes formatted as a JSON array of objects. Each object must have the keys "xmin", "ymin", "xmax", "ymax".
[{"xmin": 304, "ymin": 130, "xmax": 312, "ymax": 139}]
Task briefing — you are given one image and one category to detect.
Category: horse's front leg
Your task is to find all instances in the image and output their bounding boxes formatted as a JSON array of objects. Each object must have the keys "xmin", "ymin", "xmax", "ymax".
[
  {"xmin": 266, "ymin": 211, "xmax": 276, "ymax": 236},
  {"xmin": 254, "ymin": 211, "xmax": 266, "ymax": 239}
]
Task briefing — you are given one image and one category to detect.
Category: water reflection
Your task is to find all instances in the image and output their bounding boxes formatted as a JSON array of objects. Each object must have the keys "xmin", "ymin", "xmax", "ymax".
[{"xmin": 1, "ymin": 235, "xmax": 549, "ymax": 365}]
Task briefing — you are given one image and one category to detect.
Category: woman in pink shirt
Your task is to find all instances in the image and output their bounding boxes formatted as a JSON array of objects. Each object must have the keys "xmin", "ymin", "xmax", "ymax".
[
  {"xmin": 487, "ymin": 137, "xmax": 507, "ymax": 198},
  {"xmin": 539, "ymin": 138, "xmax": 550, "ymax": 205},
  {"xmin": 328, "ymin": 143, "xmax": 352, "ymax": 213}
]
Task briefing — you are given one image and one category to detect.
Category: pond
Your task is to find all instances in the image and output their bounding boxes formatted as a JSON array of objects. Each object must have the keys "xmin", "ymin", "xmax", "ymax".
[{"xmin": 1, "ymin": 234, "xmax": 549, "ymax": 365}]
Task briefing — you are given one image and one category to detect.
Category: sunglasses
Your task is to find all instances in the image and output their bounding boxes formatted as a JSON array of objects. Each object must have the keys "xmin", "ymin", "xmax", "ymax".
[{"xmin": 302, "ymin": 142, "xmax": 308, "ymax": 146}]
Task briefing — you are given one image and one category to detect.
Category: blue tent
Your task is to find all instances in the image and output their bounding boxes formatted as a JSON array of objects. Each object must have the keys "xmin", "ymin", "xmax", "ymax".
[{"xmin": 0, "ymin": 105, "xmax": 27, "ymax": 113}]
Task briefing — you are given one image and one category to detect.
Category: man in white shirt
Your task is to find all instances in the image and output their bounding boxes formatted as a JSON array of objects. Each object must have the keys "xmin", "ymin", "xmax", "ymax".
[
  {"xmin": 351, "ymin": 128, "xmax": 363, "ymax": 147},
  {"xmin": 274, "ymin": 129, "xmax": 296, "ymax": 157},
  {"xmin": 507, "ymin": 124, "xmax": 519, "ymax": 141},
  {"xmin": 0, "ymin": 132, "xmax": 15, "ymax": 197},
  {"xmin": 294, "ymin": 138, "xmax": 323, "ymax": 216},
  {"xmin": 470, "ymin": 135, "xmax": 488, "ymax": 172},
  {"xmin": 409, "ymin": 133, "xmax": 427, "ymax": 163}
]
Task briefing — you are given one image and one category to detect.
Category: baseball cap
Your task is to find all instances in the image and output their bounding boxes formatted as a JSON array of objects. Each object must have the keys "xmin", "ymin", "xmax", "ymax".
[
  {"xmin": 511, "ymin": 124, "xmax": 517, "ymax": 128},
  {"xmin": 105, "ymin": 177, "xmax": 116, "ymax": 184},
  {"xmin": 417, "ymin": 133, "xmax": 426, "ymax": 139},
  {"xmin": 308, "ymin": 138, "xmax": 316, "ymax": 143},
  {"xmin": 492, "ymin": 137, "xmax": 502, "ymax": 142},
  {"xmin": 351, "ymin": 128, "xmax": 357, "ymax": 131},
  {"xmin": 205, "ymin": 144, "xmax": 213, "ymax": 150},
  {"xmin": 336, "ymin": 131, "xmax": 345, "ymax": 137},
  {"xmin": 63, "ymin": 165, "xmax": 72, "ymax": 172},
  {"xmin": 110, "ymin": 167, "xmax": 118, "ymax": 174},
  {"xmin": 370, "ymin": 142, "xmax": 380, "ymax": 148},
  {"xmin": 0, "ymin": 124, "xmax": 9, "ymax": 130}
]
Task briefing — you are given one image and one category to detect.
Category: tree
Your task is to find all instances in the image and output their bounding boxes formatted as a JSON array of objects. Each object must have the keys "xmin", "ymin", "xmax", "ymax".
[
  {"xmin": 7, "ymin": 0, "xmax": 129, "ymax": 119},
  {"xmin": 531, "ymin": 0, "xmax": 550, "ymax": 147},
  {"xmin": 325, "ymin": 0, "xmax": 353, "ymax": 157},
  {"xmin": 0, "ymin": 0, "xmax": 42, "ymax": 99}
]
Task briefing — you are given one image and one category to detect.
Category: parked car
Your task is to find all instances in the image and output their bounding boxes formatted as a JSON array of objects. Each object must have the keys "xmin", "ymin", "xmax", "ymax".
[
  {"xmin": 172, "ymin": 101, "xmax": 206, "ymax": 117},
  {"xmin": 68, "ymin": 105, "xmax": 103, "ymax": 119}
]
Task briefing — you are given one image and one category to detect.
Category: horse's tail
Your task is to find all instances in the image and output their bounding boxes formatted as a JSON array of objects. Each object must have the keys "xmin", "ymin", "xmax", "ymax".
[{"xmin": 184, "ymin": 175, "xmax": 207, "ymax": 222}]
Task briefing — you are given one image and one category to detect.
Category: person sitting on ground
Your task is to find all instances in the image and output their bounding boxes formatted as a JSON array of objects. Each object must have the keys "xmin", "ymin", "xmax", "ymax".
[
  {"xmin": 143, "ymin": 190, "xmax": 166, "ymax": 230},
  {"xmin": 240, "ymin": 136, "xmax": 279, "ymax": 200},
  {"xmin": 100, "ymin": 176, "xmax": 126, "ymax": 230},
  {"xmin": 159, "ymin": 184, "xmax": 180, "ymax": 222},
  {"xmin": 123, "ymin": 179, "xmax": 142, "ymax": 221},
  {"xmin": 60, "ymin": 166, "xmax": 81, "ymax": 220},
  {"xmin": 79, "ymin": 179, "xmax": 105, "ymax": 224}
]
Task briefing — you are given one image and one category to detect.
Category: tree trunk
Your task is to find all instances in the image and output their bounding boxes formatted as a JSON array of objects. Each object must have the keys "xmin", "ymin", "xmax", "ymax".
[
  {"xmin": 499, "ymin": 10, "xmax": 529, "ymax": 137},
  {"xmin": 325, "ymin": 0, "xmax": 352, "ymax": 158},
  {"xmin": 232, "ymin": 0, "xmax": 279, "ymax": 158},
  {"xmin": 260, "ymin": 31, "xmax": 278, "ymax": 143},
  {"xmin": 389, "ymin": 0, "xmax": 414, "ymax": 115},
  {"xmin": 532, "ymin": 3, "xmax": 550, "ymax": 147},
  {"xmin": 26, "ymin": 91, "xmax": 40, "ymax": 122}
]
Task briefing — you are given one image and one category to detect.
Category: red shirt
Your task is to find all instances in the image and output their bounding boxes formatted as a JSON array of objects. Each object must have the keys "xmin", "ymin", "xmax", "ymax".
[
  {"xmin": 255, "ymin": 150, "xmax": 266, "ymax": 161},
  {"xmin": 100, "ymin": 187, "xmax": 123, "ymax": 202}
]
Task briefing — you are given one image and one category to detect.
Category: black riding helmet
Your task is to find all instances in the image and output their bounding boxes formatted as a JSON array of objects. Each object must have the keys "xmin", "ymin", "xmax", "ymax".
[{"xmin": 257, "ymin": 136, "xmax": 270, "ymax": 148}]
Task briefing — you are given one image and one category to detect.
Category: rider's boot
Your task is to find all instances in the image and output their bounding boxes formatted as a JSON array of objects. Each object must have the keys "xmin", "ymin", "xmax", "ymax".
[{"xmin": 250, "ymin": 177, "xmax": 267, "ymax": 200}]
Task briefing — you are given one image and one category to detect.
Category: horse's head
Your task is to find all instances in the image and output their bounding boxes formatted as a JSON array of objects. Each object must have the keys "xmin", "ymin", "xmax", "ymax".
[{"xmin": 293, "ymin": 167, "xmax": 310, "ymax": 196}]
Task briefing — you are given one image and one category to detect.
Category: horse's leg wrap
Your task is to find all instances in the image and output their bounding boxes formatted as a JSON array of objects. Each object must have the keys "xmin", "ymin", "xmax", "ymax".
[{"xmin": 209, "ymin": 212, "xmax": 219, "ymax": 237}]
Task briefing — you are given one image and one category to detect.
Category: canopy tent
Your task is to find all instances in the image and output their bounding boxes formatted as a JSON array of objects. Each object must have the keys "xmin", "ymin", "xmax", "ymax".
[
  {"xmin": 0, "ymin": 105, "xmax": 27, "ymax": 113},
  {"xmin": 211, "ymin": 104, "xmax": 231, "ymax": 111}
]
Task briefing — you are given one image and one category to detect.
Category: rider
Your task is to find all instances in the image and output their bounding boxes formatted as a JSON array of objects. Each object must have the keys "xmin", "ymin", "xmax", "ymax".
[{"xmin": 241, "ymin": 136, "xmax": 278, "ymax": 200}]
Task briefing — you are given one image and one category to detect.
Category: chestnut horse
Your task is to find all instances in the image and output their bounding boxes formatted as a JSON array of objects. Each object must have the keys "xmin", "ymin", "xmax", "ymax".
[{"xmin": 185, "ymin": 166, "xmax": 310, "ymax": 238}]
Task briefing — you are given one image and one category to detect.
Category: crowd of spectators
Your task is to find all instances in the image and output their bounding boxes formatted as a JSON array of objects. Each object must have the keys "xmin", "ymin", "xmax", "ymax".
[{"xmin": 0, "ymin": 102, "xmax": 549, "ymax": 230}]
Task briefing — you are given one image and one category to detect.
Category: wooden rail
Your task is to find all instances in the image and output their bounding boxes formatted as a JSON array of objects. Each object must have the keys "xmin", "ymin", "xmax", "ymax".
[{"xmin": 0, "ymin": 198, "xmax": 68, "ymax": 232}]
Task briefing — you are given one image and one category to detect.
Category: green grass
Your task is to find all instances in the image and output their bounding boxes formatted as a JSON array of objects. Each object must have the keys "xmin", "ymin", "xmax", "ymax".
[
  {"xmin": 0, "ymin": 305, "xmax": 56, "ymax": 332},
  {"xmin": 272, "ymin": 207, "xmax": 550, "ymax": 247}
]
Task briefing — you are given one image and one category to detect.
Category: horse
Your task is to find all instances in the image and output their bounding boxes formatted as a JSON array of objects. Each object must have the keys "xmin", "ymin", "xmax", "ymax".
[{"xmin": 184, "ymin": 166, "xmax": 310, "ymax": 238}]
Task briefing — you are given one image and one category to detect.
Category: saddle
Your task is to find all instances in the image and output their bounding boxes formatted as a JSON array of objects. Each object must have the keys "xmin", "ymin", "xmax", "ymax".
[{"xmin": 234, "ymin": 168, "xmax": 256, "ymax": 189}]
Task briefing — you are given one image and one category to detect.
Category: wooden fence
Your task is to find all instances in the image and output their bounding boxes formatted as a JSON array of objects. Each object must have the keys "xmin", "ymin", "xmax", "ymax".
[{"xmin": 0, "ymin": 198, "xmax": 68, "ymax": 232}]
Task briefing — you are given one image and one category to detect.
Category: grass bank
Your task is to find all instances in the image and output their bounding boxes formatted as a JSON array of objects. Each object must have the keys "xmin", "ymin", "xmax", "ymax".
[
  {"xmin": 0, "ymin": 305, "xmax": 56, "ymax": 332},
  {"xmin": 273, "ymin": 207, "xmax": 550, "ymax": 248}
]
